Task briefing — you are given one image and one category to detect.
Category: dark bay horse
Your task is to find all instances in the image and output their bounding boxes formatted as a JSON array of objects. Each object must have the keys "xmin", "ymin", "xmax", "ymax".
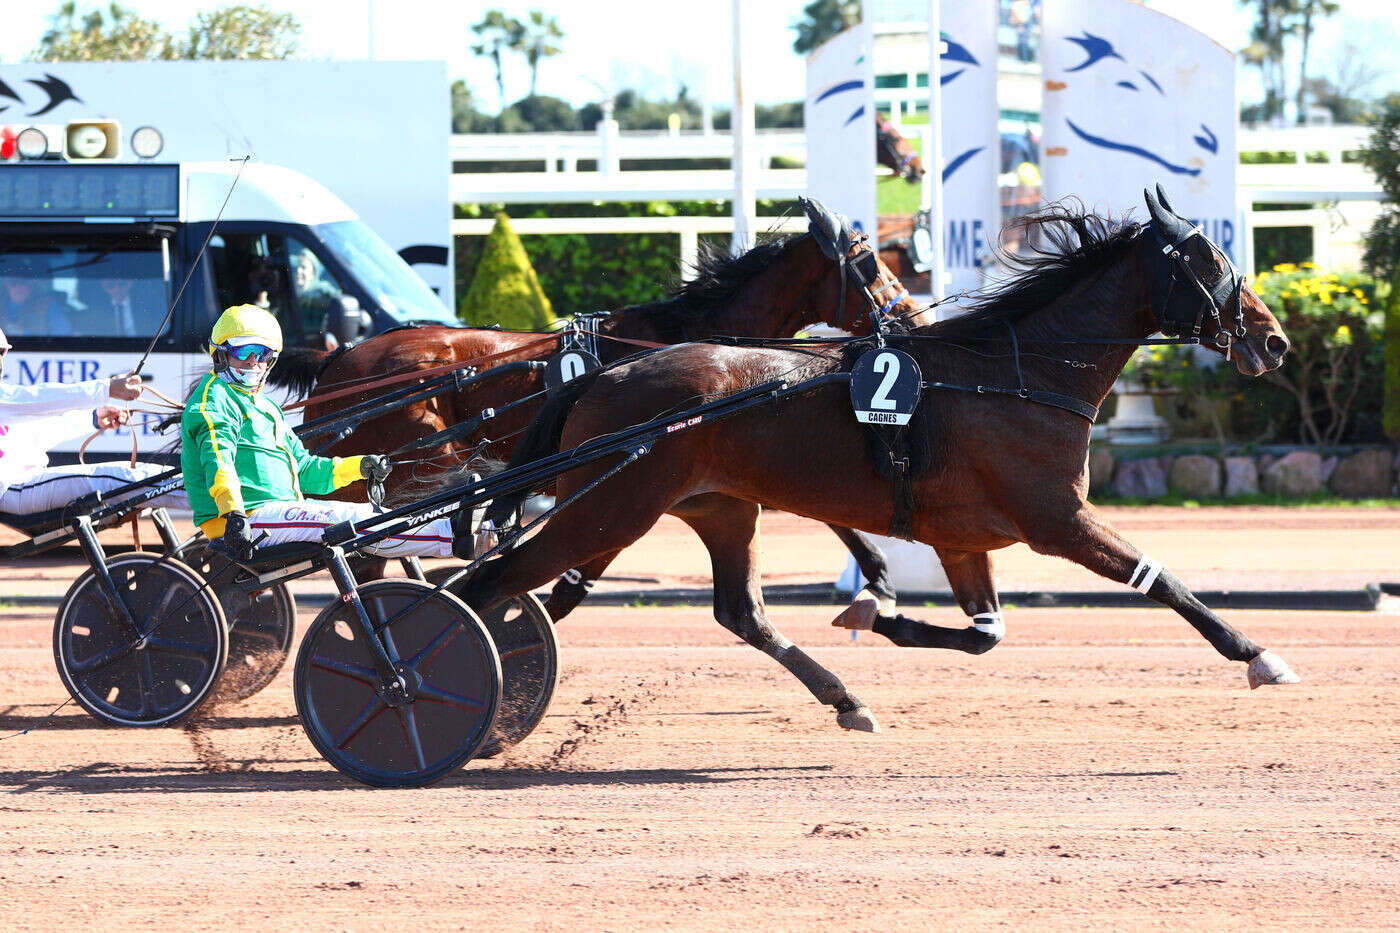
[
  {"xmin": 877, "ymin": 117, "xmax": 925, "ymax": 183},
  {"xmin": 457, "ymin": 188, "xmax": 1298, "ymax": 733},
  {"xmin": 269, "ymin": 209, "xmax": 927, "ymax": 616}
]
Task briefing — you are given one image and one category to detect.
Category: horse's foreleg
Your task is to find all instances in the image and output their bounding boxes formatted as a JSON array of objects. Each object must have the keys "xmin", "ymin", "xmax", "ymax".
[
  {"xmin": 1030, "ymin": 503, "xmax": 1298, "ymax": 688},
  {"xmin": 828, "ymin": 524, "xmax": 898, "ymax": 630},
  {"xmin": 837, "ymin": 548, "xmax": 1004, "ymax": 655},
  {"xmin": 681, "ymin": 495, "xmax": 879, "ymax": 733}
]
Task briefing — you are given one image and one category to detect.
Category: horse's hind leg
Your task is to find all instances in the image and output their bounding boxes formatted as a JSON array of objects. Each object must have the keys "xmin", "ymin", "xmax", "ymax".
[
  {"xmin": 835, "ymin": 548, "xmax": 1004, "ymax": 655},
  {"xmin": 680, "ymin": 495, "xmax": 879, "ymax": 733},
  {"xmin": 1029, "ymin": 503, "xmax": 1298, "ymax": 688},
  {"xmin": 828, "ymin": 525, "xmax": 899, "ymax": 630},
  {"xmin": 543, "ymin": 550, "xmax": 621, "ymax": 622}
]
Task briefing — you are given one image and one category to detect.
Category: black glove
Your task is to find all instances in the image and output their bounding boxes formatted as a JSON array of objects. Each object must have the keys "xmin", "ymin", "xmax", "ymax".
[
  {"xmin": 209, "ymin": 510, "xmax": 254, "ymax": 562},
  {"xmin": 360, "ymin": 455, "xmax": 393, "ymax": 484}
]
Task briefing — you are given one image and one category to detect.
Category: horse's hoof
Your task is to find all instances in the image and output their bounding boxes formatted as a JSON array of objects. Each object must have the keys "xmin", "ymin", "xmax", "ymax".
[
  {"xmin": 1247, "ymin": 650, "xmax": 1300, "ymax": 689},
  {"xmin": 837, "ymin": 705, "xmax": 881, "ymax": 733},
  {"xmin": 832, "ymin": 596, "xmax": 877, "ymax": 631}
]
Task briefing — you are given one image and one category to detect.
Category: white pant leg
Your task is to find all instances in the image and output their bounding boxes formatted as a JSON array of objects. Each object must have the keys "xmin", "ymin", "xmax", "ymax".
[
  {"xmin": 246, "ymin": 501, "xmax": 454, "ymax": 558},
  {"xmin": 0, "ymin": 462, "xmax": 186, "ymax": 515}
]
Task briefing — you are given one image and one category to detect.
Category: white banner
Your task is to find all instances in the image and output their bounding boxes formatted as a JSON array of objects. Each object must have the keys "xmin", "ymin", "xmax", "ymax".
[
  {"xmin": 936, "ymin": 4, "xmax": 1000, "ymax": 297},
  {"xmin": 0, "ymin": 61, "xmax": 452, "ymax": 298},
  {"xmin": 805, "ymin": 26, "xmax": 876, "ymax": 238},
  {"xmin": 1041, "ymin": 0, "xmax": 1239, "ymax": 261}
]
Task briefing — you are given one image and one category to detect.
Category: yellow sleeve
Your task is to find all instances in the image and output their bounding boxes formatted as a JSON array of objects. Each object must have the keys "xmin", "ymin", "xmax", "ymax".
[{"xmin": 331, "ymin": 455, "xmax": 365, "ymax": 489}]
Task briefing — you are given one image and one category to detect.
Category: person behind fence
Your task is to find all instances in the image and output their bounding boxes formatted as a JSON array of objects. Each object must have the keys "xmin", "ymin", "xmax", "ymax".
[
  {"xmin": 0, "ymin": 326, "xmax": 184, "ymax": 520},
  {"xmin": 182, "ymin": 304, "xmax": 480, "ymax": 562}
]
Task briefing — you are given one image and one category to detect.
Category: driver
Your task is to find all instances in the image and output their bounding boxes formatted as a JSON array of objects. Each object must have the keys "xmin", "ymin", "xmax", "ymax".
[
  {"xmin": 0, "ymin": 326, "xmax": 183, "ymax": 519},
  {"xmin": 182, "ymin": 304, "xmax": 477, "ymax": 561}
]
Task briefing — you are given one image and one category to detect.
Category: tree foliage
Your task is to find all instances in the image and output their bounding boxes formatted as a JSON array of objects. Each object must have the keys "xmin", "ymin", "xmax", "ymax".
[
  {"xmin": 182, "ymin": 5, "xmax": 299, "ymax": 60},
  {"xmin": 791, "ymin": 0, "xmax": 860, "ymax": 55},
  {"xmin": 459, "ymin": 212, "xmax": 555, "ymax": 330},
  {"xmin": 32, "ymin": 1, "xmax": 300, "ymax": 61},
  {"xmin": 500, "ymin": 94, "xmax": 577, "ymax": 133},
  {"xmin": 451, "ymin": 80, "xmax": 494, "ymax": 134},
  {"xmin": 1360, "ymin": 94, "xmax": 1400, "ymax": 283},
  {"xmin": 33, "ymin": 2, "xmax": 176, "ymax": 60}
]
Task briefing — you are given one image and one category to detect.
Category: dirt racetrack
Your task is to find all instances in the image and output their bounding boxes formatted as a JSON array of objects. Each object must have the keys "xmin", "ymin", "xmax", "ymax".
[{"xmin": 1, "ymin": 509, "xmax": 1398, "ymax": 929}]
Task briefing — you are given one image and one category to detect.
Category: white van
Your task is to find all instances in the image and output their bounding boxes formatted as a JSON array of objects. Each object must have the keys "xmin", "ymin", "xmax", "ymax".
[{"xmin": 0, "ymin": 159, "xmax": 457, "ymax": 459}]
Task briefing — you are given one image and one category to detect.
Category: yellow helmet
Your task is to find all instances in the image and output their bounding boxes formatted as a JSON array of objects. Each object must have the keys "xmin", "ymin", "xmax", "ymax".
[{"xmin": 209, "ymin": 304, "xmax": 283, "ymax": 355}]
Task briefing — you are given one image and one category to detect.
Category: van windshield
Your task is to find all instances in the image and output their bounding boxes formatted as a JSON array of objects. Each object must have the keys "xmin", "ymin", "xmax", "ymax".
[{"xmin": 314, "ymin": 220, "xmax": 454, "ymax": 324}]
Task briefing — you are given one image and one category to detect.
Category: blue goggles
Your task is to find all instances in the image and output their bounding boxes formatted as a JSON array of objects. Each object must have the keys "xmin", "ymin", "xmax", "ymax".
[{"xmin": 225, "ymin": 343, "xmax": 277, "ymax": 363}]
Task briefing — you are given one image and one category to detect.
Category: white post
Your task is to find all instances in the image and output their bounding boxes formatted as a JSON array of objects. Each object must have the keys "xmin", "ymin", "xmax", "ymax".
[
  {"xmin": 701, "ymin": 71, "xmax": 713, "ymax": 137},
  {"xmin": 679, "ymin": 228, "xmax": 700, "ymax": 281},
  {"xmin": 730, "ymin": 0, "xmax": 757, "ymax": 255},
  {"xmin": 597, "ymin": 115, "xmax": 620, "ymax": 176},
  {"xmin": 927, "ymin": 0, "xmax": 945, "ymax": 301}
]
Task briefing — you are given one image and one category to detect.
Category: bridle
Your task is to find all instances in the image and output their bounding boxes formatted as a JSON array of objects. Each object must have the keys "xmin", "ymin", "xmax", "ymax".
[
  {"xmin": 877, "ymin": 126, "xmax": 920, "ymax": 181},
  {"xmin": 823, "ymin": 227, "xmax": 910, "ymax": 337},
  {"xmin": 1146, "ymin": 220, "xmax": 1247, "ymax": 353}
]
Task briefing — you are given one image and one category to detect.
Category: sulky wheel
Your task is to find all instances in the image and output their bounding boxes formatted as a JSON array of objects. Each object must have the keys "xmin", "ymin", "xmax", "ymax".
[
  {"xmin": 53, "ymin": 552, "xmax": 228, "ymax": 727},
  {"xmin": 294, "ymin": 579, "xmax": 501, "ymax": 788},
  {"xmin": 183, "ymin": 543, "xmax": 296, "ymax": 703},
  {"xmin": 425, "ymin": 567, "xmax": 558, "ymax": 757}
]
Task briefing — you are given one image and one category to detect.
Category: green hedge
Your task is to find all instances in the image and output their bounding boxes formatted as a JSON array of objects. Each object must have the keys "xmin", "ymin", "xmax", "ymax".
[{"xmin": 455, "ymin": 200, "xmax": 799, "ymax": 314}]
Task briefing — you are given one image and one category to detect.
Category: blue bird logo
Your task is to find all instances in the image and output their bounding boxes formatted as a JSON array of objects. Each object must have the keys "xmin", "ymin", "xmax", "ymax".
[{"xmin": 1057, "ymin": 33, "xmax": 1216, "ymax": 177}]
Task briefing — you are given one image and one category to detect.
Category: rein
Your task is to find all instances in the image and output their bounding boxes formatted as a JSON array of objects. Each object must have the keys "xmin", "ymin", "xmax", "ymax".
[{"xmin": 283, "ymin": 333, "xmax": 560, "ymax": 411}]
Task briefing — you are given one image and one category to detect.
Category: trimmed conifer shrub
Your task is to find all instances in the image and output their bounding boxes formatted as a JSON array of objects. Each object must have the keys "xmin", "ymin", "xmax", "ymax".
[{"xmin": 459, "ymin": 211, "xmax": 556, "ymax": 329}]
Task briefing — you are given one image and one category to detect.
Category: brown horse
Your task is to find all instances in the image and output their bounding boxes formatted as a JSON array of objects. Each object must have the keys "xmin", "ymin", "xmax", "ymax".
[
  {"xmin": 269, "ymin": 207, "xmax": 926, "ymax": 615},
  {"xmin": 877, "ymin": 117, "xmax": 925, "ymax": 183},
  {"xmin": 455, "ymin": 188, "xmax": 1298, "ymax": 733}
]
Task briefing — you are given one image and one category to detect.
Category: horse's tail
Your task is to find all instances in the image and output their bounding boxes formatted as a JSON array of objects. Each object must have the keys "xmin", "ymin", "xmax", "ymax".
[
  {"xmin": 265, "ymin": 344, "xmax": 350, "ymax": 400},
  {"xmin": 483, "ymin": 370, "xmax": 603, "ymax": 526}
]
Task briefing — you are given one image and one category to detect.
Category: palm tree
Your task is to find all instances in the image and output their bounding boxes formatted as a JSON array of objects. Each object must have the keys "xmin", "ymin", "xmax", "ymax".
[
  {"xmin": 1294, "ymin": 0, "xmax": 1339, "ymax": 123},
  {"xmin": 516, "ymin": 10, "xmax": 563, "ymax": 101},
  {"xmin": 471, "ymin": 10, "xmax": 523, "ymax": 115}
]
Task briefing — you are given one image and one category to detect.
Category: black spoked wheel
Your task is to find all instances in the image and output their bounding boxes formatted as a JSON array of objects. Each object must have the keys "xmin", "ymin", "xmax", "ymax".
[
  {"xmin": 294, "ymin": 580, "xmax": 501, "ymax": 788},
  {"xmin": 425, "ymin": 567, "xmax": 558, "ymax": 757},
  {"xmin": 53, "ymin": 553, "xmax": 228, "ymax": 727},
  {"xmin": 183, "ymin": 544, "xmax": 296, "ymax": 703}
]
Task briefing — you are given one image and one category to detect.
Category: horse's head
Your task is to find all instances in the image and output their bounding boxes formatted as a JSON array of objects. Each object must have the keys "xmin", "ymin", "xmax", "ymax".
[
  {"xmin": 1058, "ymin": 32, "xmax": 1219, "ymax": 179},
  {"xmin": 1143, "ymin": 184, "xmax": 1288, "ymax": 376},
  {"xmin": 800, "ymin": 196, "xmax": 924, "ymax": 334},
  {"xmin": 877, "ymin": 119, "xmax": 925, "ymax": 183}
]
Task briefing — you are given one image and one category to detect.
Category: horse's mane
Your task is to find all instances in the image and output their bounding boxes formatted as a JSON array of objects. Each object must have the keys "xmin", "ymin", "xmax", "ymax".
[
  {"xmin": 619, "ymin": 232, "xmax": 805, "ymax": 335},
  {"xmin": 917, "ymin": 201, "xmax": 1144, "ymax": 338}
]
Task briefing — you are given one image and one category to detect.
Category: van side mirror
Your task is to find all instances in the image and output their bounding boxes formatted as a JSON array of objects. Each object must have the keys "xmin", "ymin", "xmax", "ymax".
[{"xmin": 327, "ymin": 295, "xmax": 369, "ymax": 345}]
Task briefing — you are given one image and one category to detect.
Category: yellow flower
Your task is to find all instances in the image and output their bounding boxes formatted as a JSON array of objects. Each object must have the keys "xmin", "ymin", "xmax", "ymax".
[
  {"xmin": 1273, "ymin": 262, "xmax": 1298, "ymax": 273},
  {"xmin": 1353, "ymin": 288, "xmax": 1365, "ymax": 299},
  {"xmin": 1320, "ymin": 291, "xmax": 1333, "ymax": 304},
  {"xmin": 1300, "ymin": 261, "xmax": 1317, "ymax": 268}
]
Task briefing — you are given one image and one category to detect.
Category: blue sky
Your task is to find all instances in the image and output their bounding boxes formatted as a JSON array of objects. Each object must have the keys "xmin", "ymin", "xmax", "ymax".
[{"xmin": 0, "ymin": 1, "xmax": 1396, "ymax": 110}]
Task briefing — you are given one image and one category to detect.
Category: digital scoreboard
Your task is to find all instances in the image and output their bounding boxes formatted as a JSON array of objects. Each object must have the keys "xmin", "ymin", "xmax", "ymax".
[{"xmin": 0, "ymin": 163, "xmax": 179, "ymax": 219}]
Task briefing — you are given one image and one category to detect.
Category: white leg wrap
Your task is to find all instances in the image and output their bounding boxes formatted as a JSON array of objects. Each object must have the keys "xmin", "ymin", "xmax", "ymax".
[
  {"xmin": 971, "ymin": 612, "xmax": 1005, "ymax": 641},
  {"xmin": 1129, "ymin": 554, "xmax": 1165, "ymax": 595}
]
